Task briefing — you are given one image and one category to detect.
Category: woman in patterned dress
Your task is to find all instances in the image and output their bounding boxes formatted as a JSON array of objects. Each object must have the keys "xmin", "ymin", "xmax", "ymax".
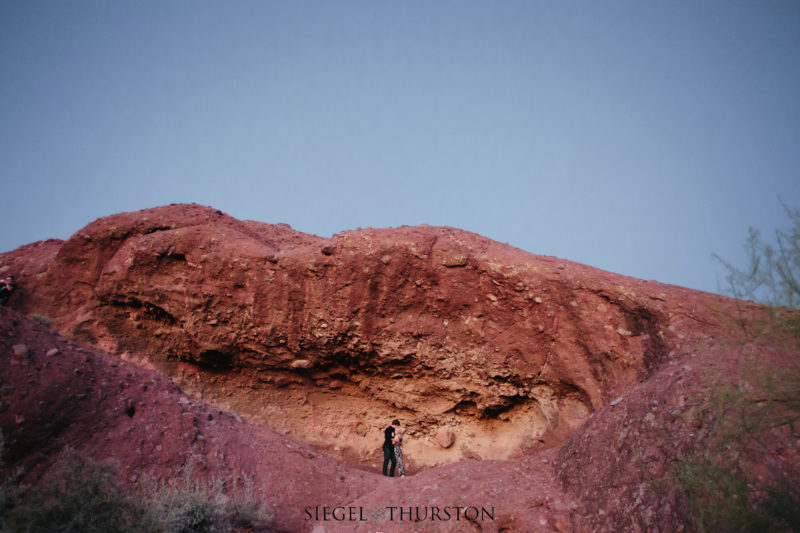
[{"xmin": 393, "ymin": 427, "xmax": 406, "ymax": 477}]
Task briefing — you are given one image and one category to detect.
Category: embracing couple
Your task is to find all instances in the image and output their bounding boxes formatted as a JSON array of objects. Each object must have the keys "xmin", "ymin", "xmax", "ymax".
[{"xmin": 382, "ymin": 419, "xmax": 405, "ymax": 477}]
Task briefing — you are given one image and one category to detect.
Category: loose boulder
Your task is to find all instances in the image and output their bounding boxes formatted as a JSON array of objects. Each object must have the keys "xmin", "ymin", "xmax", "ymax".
[{"xmin": 437, "ymin": 429, "xmax": 455, "ymax": 448}]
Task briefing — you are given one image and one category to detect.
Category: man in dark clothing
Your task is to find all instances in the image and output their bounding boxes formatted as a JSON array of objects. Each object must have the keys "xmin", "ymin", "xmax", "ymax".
[
  {"xmin": 0, "ymin": 276, "xmax": 14, "ymax": 306},
  {"xmin": 382, "ymin": 419, "xmax": 400, "ymax": 477}
]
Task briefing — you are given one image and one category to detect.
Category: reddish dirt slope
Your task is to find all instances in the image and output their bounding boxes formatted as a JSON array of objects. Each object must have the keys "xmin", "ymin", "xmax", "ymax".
[{"xmin": 0, "ymin": 306, "xmax": 374, "ymax": 532}]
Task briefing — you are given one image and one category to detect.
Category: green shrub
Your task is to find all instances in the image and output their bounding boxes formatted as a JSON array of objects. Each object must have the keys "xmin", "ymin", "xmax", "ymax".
[
  {"xmin": 139, "ymin": 468, "xmax": 224, "ymax": 533},
  {"xmin": 674, "ymin": 357, "xmax": 800, "ymax": 532},
  {"xmin": 224, "ymin": 476, "xmax": 273, "ymax": 529},
  {"xmin": 3, "ymin": 449, "xmax": 157, "ymax": 533},
  {"xmin": 0, "ymin": 431, "xmax": 19, "ymax": 530},
  {"xmin": 1, "ymin": 450, "xmax": 272, "ymax": 533},
  {"xmin": 676, "ymin": 457, "xmax": 799, "ymax": 533},
  {"xmin": 687, "ymin": 205, "xmax": 800, "ymax": 529},
  {"xmin": 28, "ymin": 314, "xmax": 52, "ymax": 328},
  {"xmin": 714, "ymin": 201, "xmax": 800, "ymax": 310},
  {"xmin": 139, "ymin": 465, "xmax": 273, "ymax": 532}
]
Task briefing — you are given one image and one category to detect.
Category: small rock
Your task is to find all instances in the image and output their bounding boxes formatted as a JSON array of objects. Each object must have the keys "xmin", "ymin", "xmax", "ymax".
[
  {"xmin": 551, "ymin": 515, "xmax": 568, "ymax": 532},
  {"xmin": 291, "ymin": 359, "xmax": 312, "ymax": 369},
  {"xmin": 224, "ymin": 411, "xmax": 244, "ymax": 423},
  {"xmin": 381, "ymin": 255, "xmax": 392, "ymax": 265},
  {"xmin": 12, "ymin": 344, "xmax": 29, "ymax": 358},
  {"xmin": 534, "ymin": 296, "xmax": 543, "ymax": 304},
  {"xmin": 46, "ymin": 348, "xmax": 60, "ymax": 357},
  {"xmin": 274, "ymin": 374, "xmax": 298, "ymax": 387},
  {"xmin": 193, "ymin": 455, "xmax": 209, "ymax": 471},
  {"xmin": 617, "ymin": 327, "xmax": 633, "ymax": 336},
  {"xmin": 436, "ymin": 429, "xmax": 455, "ymax": 448},
  {"xmin": 442, "ymin": 255, "xmax": 468, "ymax": 267}
]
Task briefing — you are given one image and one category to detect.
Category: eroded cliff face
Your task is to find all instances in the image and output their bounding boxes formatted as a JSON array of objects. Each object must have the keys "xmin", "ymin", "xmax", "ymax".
[{"xmin": 3, "ymin": 204, "xmax": 725, "ymax": 470}]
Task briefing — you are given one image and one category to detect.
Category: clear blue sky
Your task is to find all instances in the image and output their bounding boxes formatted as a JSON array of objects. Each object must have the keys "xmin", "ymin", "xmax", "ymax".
[{"xmin": 1, "ymin": 1, "xmax": 799, "ymax": 294}]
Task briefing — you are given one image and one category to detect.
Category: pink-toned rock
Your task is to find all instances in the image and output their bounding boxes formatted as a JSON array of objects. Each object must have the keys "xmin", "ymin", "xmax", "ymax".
[
  {"xmin": 12, "ymin": 344, "xmax": 29, "ymax": 358},
  {"xmin": 437, "ymin": 429, "xmax": 455, "ymax": 448}
]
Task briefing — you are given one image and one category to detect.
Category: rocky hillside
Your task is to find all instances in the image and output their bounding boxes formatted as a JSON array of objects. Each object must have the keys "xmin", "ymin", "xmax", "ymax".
[{"xmin": 1, "ymin": 203, "xmax": 798, "ymax": 532}]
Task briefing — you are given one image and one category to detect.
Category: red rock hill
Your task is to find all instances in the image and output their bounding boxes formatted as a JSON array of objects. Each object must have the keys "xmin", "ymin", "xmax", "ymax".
[{"xmin": 1, "ymin": 204, "xmax": 797, "ymax": 532}]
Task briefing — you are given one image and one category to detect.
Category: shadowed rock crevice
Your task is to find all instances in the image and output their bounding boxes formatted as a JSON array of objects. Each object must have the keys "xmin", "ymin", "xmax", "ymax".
[
  {"xmin": 194, "ymin": 349, "xmax": 235, "ymax": 371},
  {"xmin": 144, "ymin": 225, "xmax": 173, "ymax": 235}
]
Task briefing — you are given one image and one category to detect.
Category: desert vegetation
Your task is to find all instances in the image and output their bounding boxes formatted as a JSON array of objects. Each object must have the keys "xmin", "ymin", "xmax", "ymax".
[
  {"xmin": 675, "ymin": 352, "xmax": 800, "ymax": 532},
  {"xmin": 0, "ymin": 445, "xmax": 272, "ymax": 533},
  {"xmin": 676, "ymin": 205, "xmax": 800, "ymax": 531},
  {"xmin": 715, "ymin": 201, "xmax": 800, "ymax": 311}
]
